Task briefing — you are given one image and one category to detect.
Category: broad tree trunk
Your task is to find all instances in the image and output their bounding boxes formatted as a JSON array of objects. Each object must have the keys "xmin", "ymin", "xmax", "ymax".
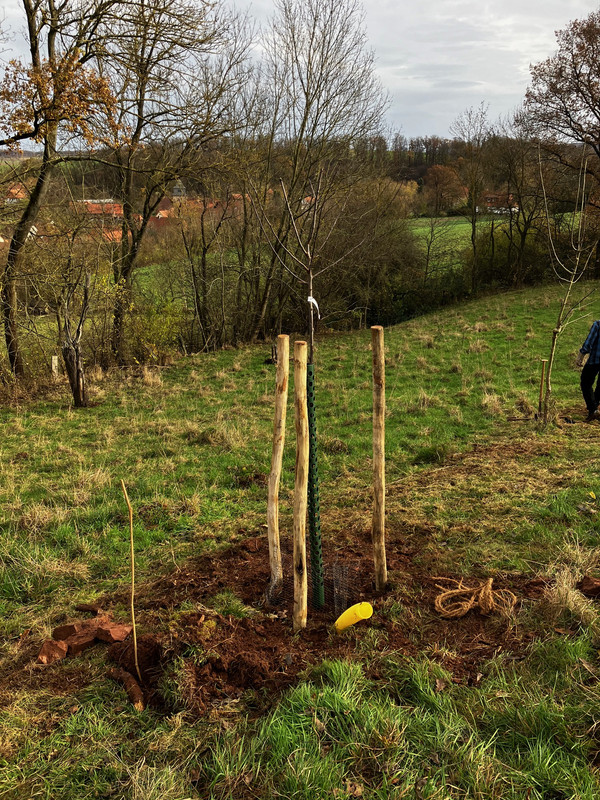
[
  {"xmin": 2, "ymin": 130, "xmax": 57, "ymax": 377},
  {"xmin": 2, "ymin": 276, "xmax": 24, "ymax": 377}
]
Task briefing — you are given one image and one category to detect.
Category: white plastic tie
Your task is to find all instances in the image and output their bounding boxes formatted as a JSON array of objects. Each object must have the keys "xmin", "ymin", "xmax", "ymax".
[{"xmin": 308, "ymin": 296, "xmax": 320, "ymax": 319}]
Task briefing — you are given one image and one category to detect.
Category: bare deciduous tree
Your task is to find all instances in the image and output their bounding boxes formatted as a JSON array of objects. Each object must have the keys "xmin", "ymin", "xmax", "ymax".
[
  {"xmin": 450, "ymin": 103, "xmax": 489, "ymax": 292},
  {"xmin": 248, "ymin": 0, "xmax": 387, "ymax": 342},
  {"xmin": 94, "ymin": 0, "xmax": 250, "ymax": 363}
]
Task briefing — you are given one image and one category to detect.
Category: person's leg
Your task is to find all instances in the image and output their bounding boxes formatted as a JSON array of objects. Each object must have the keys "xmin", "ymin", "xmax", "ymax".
[
  {"xmin": 581, "ymin": 362, "xmax": 600, "ymax": 416},
  {"xmin": 593, "ymin": 364, "xmax": 600, "ymax": 410}
]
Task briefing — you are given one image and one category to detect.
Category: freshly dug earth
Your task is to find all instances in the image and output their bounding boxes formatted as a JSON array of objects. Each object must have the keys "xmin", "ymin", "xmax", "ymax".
[
  {"xmin": 103, "ymin": 526, "xmax": 548, "ymax": 716},
  {"xmin": 2, "ymin": 525, "xmax": 552, "ymax": 718}
]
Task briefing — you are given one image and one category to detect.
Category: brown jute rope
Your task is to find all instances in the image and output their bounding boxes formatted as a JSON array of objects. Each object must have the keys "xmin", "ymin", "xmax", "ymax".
[{"xmin": 433, "ymin": 577, "xmax": 517, "ymax": 619}]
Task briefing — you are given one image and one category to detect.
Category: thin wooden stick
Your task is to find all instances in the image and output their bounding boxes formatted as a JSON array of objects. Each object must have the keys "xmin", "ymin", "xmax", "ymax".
[
  {"xmin": 293, "ymin": 341, "xmax": 309, "ymax": 632},
  {"xmin": 538, "ymin": 359, "xmax": 548, "ymax": 416},
  {"xmin": 267, "ymin": 334, "xmax": 289, "ymax": 598},
  {"xmin": 371, "ymin": 326, "xmax": 388, "ymax": 591},
  {"xmin": 120, "ymin": 480, "xmax": 142, "ymax": 684}
]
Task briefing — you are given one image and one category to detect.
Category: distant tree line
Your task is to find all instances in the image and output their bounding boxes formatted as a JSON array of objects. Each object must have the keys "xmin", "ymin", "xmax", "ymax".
[{"xmin": 0, "ymin": 0, "xmax": 599, "ymax": 404}]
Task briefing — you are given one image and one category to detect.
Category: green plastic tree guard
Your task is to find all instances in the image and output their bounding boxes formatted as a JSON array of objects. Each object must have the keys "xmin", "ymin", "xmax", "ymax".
[{"xmin": 306, "ymin": 364, "xmax": 325, "ymax": 608}]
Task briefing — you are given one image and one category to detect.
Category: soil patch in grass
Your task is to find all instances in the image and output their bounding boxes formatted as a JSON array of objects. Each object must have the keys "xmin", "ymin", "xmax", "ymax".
[
  {"xmin": 0, "ymin": 499, "xmax": 556, "ymax": 720},
  {"xmin": 94, "ymin": 527, "xmax": 546, "ymax": 716}
]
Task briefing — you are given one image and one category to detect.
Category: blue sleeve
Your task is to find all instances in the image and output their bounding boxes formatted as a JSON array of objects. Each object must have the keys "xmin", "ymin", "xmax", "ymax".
[{"xmin": 581, "ymin": 321, "xmax": 600, "ymax": 354}]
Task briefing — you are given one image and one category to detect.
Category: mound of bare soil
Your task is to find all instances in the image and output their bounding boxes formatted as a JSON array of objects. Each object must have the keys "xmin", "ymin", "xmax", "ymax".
[
  {"xmin": 101, "ymin": 528, "xmax": 548, "ymax": 715},
  {"xmin": 3, "ymin": 526, "xmax": 553, "ymax": 718}
]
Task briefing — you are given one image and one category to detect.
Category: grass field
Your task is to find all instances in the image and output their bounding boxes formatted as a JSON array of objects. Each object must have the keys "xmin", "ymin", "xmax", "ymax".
[
  {"xmin": 2, "ymin": 281, "xmax": 600, "ymax": 798},
  {"xmin": 409, "ymin": 216, "xmax": 473, "ymax": 274}
]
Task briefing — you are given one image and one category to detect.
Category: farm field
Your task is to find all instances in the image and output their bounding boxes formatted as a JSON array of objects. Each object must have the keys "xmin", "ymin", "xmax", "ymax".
[{"xmin": 2, "ymin": 282, "xmax": 600, "ymax": 799}]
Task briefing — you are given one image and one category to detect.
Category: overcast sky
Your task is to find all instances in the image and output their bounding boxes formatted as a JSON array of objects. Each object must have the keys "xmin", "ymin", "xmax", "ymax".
[
  {"xmin": 1, "ymin": 0, "xmax": 599, "ymax": 140},
  {"xmin": 238, "ymin": 0, "xmax": 600, "ymax": 139}
]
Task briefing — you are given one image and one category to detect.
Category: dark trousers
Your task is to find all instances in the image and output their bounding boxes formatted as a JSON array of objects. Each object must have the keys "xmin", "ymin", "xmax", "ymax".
[{"xmin": 581, "ymin": 361, "xmax": 600, "ymax": 414}]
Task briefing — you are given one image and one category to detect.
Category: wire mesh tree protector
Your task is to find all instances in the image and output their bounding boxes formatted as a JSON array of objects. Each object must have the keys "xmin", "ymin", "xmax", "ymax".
[{"xmin": 306, "ymin": 364, "xmax": 325, "ymax": 608}]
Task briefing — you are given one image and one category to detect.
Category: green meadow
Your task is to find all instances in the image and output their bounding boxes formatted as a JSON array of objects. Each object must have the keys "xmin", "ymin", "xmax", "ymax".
[
  {"xmin": 410, "ymin": 216, "xmax": 473, "ymax": 272},
  {"xmin": 2, "ymin": 281, "xmax": 600, "ymax": 799}
]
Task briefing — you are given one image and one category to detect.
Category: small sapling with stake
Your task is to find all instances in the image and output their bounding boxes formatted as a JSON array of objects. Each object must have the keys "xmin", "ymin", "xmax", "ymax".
[
  {"xmin": 539, "ymin": 148, "xmax": 596, "ymax": 424},
  {"xmin": 120, "ymin": 480, "xmax": 142, "ymax": 685}
]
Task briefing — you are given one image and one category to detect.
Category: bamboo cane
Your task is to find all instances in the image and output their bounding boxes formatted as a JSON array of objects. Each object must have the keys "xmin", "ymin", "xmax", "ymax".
[
  {"xmin": 371, "ymin": 326, "xmax": 388, "ymax": 591},
  {"xmin": 293, "ymin": 340, "xmax": 309, "ymax": 632},
  {"xmin": 120, "ymin": 480, "xmax": 142, "ymax": 684},
  {"xmin": 267, "ymin": 334, "xmax": 289, "ymax": 598},
  {"xmin": 538, "ymin": 359, "xmax": 548, "ymax": 416}
]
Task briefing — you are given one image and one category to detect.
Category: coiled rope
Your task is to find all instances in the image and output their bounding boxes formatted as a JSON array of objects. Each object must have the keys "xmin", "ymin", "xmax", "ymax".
[{"xmin": 433, "ymin": 577, "xmax": 517, "ymax": 619}]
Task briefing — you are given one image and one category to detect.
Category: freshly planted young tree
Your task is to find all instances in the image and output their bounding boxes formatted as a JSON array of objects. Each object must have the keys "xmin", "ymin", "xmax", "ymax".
[
  {"xmin": 249, "ymin": 0, "xmax": 387, "ymax": 608},
  {"xmin": 539, "ymin": 152, "xmax": 596, "ymax": 424},
  {"xmin": 247, "ymin": 0, "xmax": 387, "ymax": 342}
]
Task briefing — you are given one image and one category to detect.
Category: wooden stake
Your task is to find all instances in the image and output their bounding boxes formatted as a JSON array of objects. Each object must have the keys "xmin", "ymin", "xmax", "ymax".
[
  {"xmin": 267, "ymin": 334, "xmax": 289, "ymax": 597},
  {"xmin": 293, "ymin": 341, "xmax": 309, "ymax": 632},
  {"xmin": 538, "ymin": 359, "xmax": 548, "ymax": 416},
  {"xmin": 371, "ymin": 326, "xmax": 388, "ymax": 591},
  {"xmin": 120, "ymin": 480, "xmax": 142, "ymax": 684}
]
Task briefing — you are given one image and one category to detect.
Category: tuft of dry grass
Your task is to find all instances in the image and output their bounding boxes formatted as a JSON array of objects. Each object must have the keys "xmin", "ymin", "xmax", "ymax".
[
  {"xmin": 321, "ymin": 435, "xmax": 350, "ymax": 454},
  {"xmin": 193, "ymin": 423, "xmax": 243, "ymax": 451},
  {"xmin": 515, "ymin": 395, "xmax": 535, "ymax": 416},
  {"xmin": 407, "ymin": 389, "xmax": 439, "ymax": 413},
  {"xmin": 543, "ymin": 566, "xmax": 600, "ymax": 635},
  {"xmin": 468, "ymin": 339, "xmax": 490, "ymax": 354},
  {"xmin": 141, "ymin": 366, "xmax": 163, "ymax": 386},
  {"xmin": 537, "ymin": 536, "xmax": 600, "ymax": 636},
  {"xmin": 415, "ymin": 333, "xmax": 435, "ymax": 349},
  {"xmin": 87, "ymin": 364, "xmax": 105, "ymax": 383},
  {"xmin": 481, "ymin": 392, "xmax": 503, "ymax": 417},
  {"xmin": 17, "ymin": 503, "xmax": 69, "ymax": 533},
  {"xmin": 0, "ymin": 540, "xmax": 90, "ymax": 581}
]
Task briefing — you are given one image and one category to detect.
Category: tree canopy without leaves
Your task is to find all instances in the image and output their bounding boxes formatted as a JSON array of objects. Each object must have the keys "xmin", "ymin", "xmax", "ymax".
[{"xmin": 525, "ymin": 11, "xmax": 600, "ymax": 177}]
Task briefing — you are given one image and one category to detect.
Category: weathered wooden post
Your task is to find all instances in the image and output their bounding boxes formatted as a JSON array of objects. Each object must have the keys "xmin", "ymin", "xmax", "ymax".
[
  {"xmin": 293, "ymin": 340, "xmax": 309, "ymax": 632},
  {"xmin": 371, "ymin": 326, "xmax": 388, "ymax": 591},
  {"xmin": 538, "ymin": 358, "xmax": 548, "ymax": 417},
  {"xmin": 267, "ymin": 334, "xmax": 289, "ymax": 599}
]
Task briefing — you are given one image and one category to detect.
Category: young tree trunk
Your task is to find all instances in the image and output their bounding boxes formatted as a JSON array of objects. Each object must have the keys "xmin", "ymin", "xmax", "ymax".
[
  {"xmin": 62, "ymin": 341, "xmax": 88, "ymax": 408},
  {"xmin": 61, "ymin": 273, "xmax": 91, "ymax": 408}
]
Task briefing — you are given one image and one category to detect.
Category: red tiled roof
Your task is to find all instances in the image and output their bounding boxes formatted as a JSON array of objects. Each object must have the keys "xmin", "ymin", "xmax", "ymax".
[{"xmin": 82, "ymin": 202, "xmax": 123, "ymax": 216}]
